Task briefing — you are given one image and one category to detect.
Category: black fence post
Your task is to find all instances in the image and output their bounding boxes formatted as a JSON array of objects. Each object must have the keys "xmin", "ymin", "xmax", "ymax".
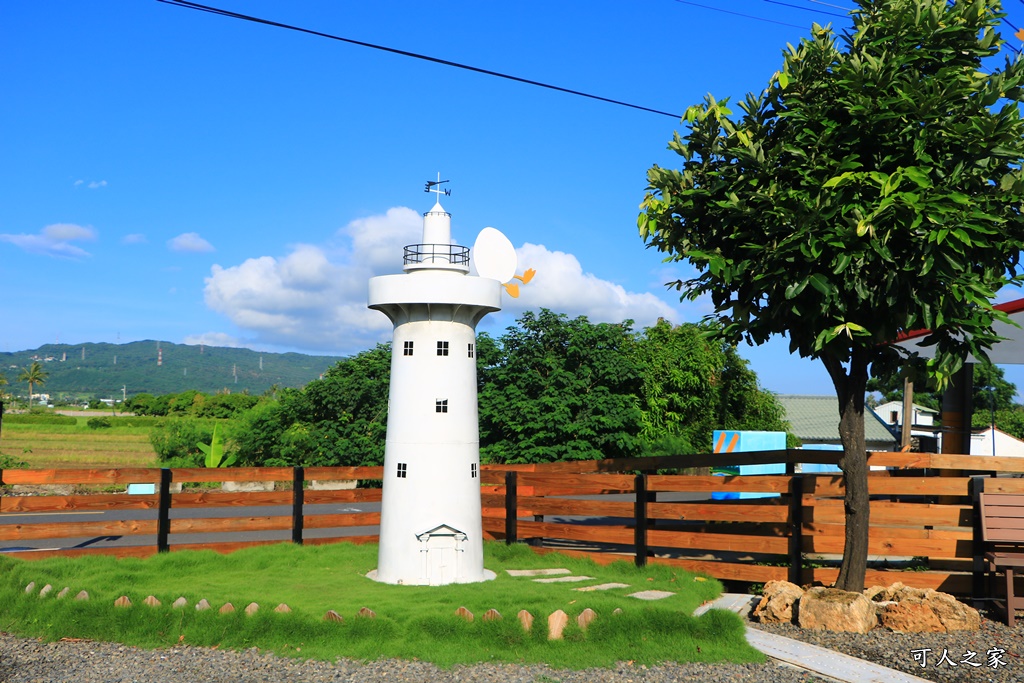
[
  {"xmin": 635, "ymin": 473, "xmax": 648, "ymax": 567},
  {"xmin": 971, "ymin": 475, "xmax": 987, "ymax": 608},
  {"xmin": 505, "ymin": 471, "xmax": 518, "ymax": 545},
  {"xmin": 157, "ymin": 468, "xmax": 172, "ymax": 553},
  {"xmin": 292, "ymin": 466, "xmax": 305, "ymax": 545},
  {"xmin": 788, "ymin": 474, "xmax": 804, "ymax": 585}
]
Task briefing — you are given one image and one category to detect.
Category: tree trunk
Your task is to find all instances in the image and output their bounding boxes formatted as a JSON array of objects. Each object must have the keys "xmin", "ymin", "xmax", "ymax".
[{"xmin": 822, "ymin": 350, "xmax": 869, "ymax": 592}]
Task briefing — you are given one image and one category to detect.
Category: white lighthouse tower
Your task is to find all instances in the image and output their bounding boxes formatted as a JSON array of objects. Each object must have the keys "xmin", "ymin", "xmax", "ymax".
[{"xmin": 367, "ymin": 179, "xmax": 512, "ymax": 585}]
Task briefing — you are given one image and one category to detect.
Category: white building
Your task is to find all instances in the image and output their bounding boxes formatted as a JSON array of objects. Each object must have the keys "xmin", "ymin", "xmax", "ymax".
[
  {"xmin": 366, "ymin": 188, "xmax": 506, "ymax": 586},
  {"xmin": 970, "ymin": 426, "xmax": 1024, "ymax": 458},
  {"xmin": 875, "ymin": 400, "xmax": 941, "ymax": 452}
]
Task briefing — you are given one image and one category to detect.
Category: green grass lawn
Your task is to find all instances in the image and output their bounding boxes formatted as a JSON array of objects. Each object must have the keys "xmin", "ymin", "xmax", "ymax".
[{"xmin": 0, "ymin": 542, "xmax": 763, "ymax": 669}]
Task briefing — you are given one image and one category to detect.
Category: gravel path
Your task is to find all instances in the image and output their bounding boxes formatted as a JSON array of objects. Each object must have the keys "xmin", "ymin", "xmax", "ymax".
[
  {"xmin": 0, "ymin": 633, "xmax": 827, "ymax": 683},
  {"xmin": 752, "ymin": 608, "xmax": 1024, "ymax": 683},
  {"xmin": 7, "ymin": 610, "xmax": 1024, "ymax": 682}
]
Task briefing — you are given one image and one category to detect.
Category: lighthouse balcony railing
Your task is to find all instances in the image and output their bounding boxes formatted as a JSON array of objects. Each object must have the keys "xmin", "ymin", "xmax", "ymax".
[{"xmin": 403, "ymin": 243, "xmax": 470, "ymax": 267}]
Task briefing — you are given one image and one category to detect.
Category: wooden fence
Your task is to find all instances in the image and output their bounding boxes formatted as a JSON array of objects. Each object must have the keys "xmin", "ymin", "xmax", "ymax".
[
  {"xmin": 4, "ymin": 450, "xmax": 1024, "ymax": 599},
  {"xmin": 480, "ymin": 450, "xmax": 1024, "ymax": 599},
  {"xmin": 0, "ymin": 466, "xmax": 383, "ymax": 560}
]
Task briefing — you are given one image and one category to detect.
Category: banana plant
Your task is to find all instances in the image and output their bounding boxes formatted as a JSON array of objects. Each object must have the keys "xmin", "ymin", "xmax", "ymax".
[{"xmin": 196, "ymin": 425, "xmax": 237, "ymax": 468}]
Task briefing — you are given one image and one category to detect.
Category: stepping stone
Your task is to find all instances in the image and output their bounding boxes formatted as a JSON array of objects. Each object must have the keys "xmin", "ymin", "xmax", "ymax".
[
  {"xmin": 574, "ymin": 582, "xmax": 629, "ymax": 592},
  {"xmin": 506, "ymin": 568, "xmax": 571, "ymax": 577},
  {"xmin": 75, "ymin": 591, "xmax": 89, "ymax": 601},
  {"xmin": 533, "ymin": 575, "xmax": 594, "ymax": 584},
  {"xmin": 24, "ymin": 582, "xmax": 35, "ymax": 594},
  {"xmin": 114, "ymin": 596, "xmax": 132, "ymax": 608},
  {"xmin": 324, "ymin": 610, "xmax": 343, "ymax": 622},
  {"xmin": 57, "ymin": 587, "xmax": 70, "ymax": 600},
  {"xmin": 172, "ymin": 597, "xmax": 188, "ymax": 609},
  {"xmin": 195, "ymin": 599, "xmax": 211, "ymax": 611},
  {"xmin": 628, "ymin": 590, "xmax": 675, "ymax": 601},
  {"xmin": 482, "ymin": 609, "xmax": 502, "ymax": 622},
  {"xmin": 548, "ymin": 610, "xmax": 569, "ymax": 640},
  {"xmin": 219, "ymin": 603, "xmax": 235, "ymax": 614},
  {"xmin": 244, "ymin": 602, "xmax": 259, "ymax": 616},
  {"xmin": 274, "ymin": 603, "xmax": 291, "ymax": 613},
  {"xmin": 357, "ymin": 607, "xmax": 376, "ymax": 619},
  {"xmin": 612, "ymin": 608, "xmax": 623, "ymax": 615},
  {"xmin": 455, "ymin": 606, "xmax": 474, "ymax": 622},
  {"xmin": 39, "ymin": 584, "xmax": 52, "ymax": 598},
  {"xmin": 143, "ymin": 596, "xmax": 161, "ymax": 607},
  {"xmin": 577, "ymin": 608, "xmax": 597, "ymax": 631},
  {"xmin": 518, "ymin": 610, "xmax": 534, "ymax": 632}
]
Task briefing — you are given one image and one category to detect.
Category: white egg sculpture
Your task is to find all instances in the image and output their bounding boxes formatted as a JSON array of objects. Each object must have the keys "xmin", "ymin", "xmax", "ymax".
[{"xmin": 473, "ymin": 227, "xmax": 517, "ymax": 284}]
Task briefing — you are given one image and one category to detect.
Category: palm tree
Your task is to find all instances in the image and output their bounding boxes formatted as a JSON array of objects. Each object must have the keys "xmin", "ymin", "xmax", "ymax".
[{"xmin": 18, "ymin": 361, "xmax": 48, "ymax": 408}]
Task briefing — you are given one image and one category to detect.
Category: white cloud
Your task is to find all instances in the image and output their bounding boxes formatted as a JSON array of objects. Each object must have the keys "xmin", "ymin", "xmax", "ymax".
[
  {"xmin": 122, "ymin": 233, "xmax": 147, "ymax": 245},
  {"xmin": 183, "ymin": 332, "xmax": 246, "ymax": 348},
  {"xmin": 168, "ymin": 232, "xmax": 215, "ymax": 253},
  {"xmin": 44, "ymin": 223, "xmax": 96, "ymax": 241},
  {"xmin": 73, "ymin": 179, "xmax": 107, "ymax": 189},
  {"xmin": 0, "ymin": 223, "xmax": 96, "ymax": 259},
  {"xmin": 203, "ymin": 207, "xmax": 681, "ymax": 353},
  {"xmin": 500, "ymin": 243, "xmax": 679, "ymax": 327}
]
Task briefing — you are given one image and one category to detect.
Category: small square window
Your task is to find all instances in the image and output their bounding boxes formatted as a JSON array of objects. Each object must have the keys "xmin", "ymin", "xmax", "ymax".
[
  {"xmin": 468, "ymin": 343, "xmax": 475, "ymax": 358},
  {"xmin": 403, "ymin": 341, "xmax": 414, "ymax": 356},
  {"xmin": 470, "ymin": 463, "xmax": 478, "ymax": 479},
  {"xmin": 397, "ymin": 463, "xmax": 407, "ymax": 478},
  {"xmin": 437, "ymin": 341, "xmax": 449, "ymax": 356},
  {"xmin": 435, "ymin": 399, "xmax": 448, "ymax": 413}
]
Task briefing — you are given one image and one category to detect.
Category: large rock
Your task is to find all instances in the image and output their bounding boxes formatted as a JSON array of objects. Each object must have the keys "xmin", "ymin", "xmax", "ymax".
[
  {"xmin": 873, "ymin": 586, "xmax": 979, "ymax": 633},
  {"xmin": 878, "ymin": 597, "xmax": 944, "ymax": 633},
  {"xmin": 798, "ymin": 587, "xmax": 876, "ymax": 633},
  {"xmin": 925, "ymin": 590, "xmax": 980, "ymax": 631},
  {"xmin": 753, "ymin": 580, "xmax": 804, "ymax": 624}
]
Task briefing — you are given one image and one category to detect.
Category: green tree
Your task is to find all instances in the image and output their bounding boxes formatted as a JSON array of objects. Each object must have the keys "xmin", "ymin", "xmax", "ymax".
[
  {"xmin": 868, "ymin": 361, "xmax": 1018, "ymax": 413},
  {"xmin": 18, "ymin": 361, "xmax": 48, "ymax": 407},
  {"xmin": 638, "ymin": 0, "xmax": 1024, "ymax": 590},
  {"xmin": 478, "ymin": 310, "xmax": 644, "ymax": 464},
  {"xmin": 232, "ymin": 345, "xmax": 391, "ymax": 467},
  {"xmin": 631, "ymin": 320, "xmax": 789, "ymax": 456}
]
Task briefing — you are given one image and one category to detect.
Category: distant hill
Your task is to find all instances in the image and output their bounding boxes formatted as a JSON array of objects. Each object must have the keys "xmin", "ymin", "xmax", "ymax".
[{"xmin": 0, "ymin": 341, "xmax": 343, "ymax": 399}]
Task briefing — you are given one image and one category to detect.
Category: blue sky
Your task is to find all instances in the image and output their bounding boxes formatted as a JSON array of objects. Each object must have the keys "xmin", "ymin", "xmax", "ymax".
[{"xmin": 3, "ymin": 0, "xmax": 1024, "ymax": 398}]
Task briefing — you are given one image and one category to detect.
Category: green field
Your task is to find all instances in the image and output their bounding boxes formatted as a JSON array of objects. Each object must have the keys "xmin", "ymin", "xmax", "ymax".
[
  {"xmin": 0, "ymin": 542, "xmax": 760, "ymax": 669},
  {"xmin": 0, "ymin": 417, "xmax": 158, "ymax": 469}
]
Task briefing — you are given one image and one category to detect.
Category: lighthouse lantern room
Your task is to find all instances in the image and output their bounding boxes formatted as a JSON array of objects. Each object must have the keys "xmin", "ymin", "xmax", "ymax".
[{"xmin": 367, "ymin": 178, "xmax": 509, "ymax": 585}]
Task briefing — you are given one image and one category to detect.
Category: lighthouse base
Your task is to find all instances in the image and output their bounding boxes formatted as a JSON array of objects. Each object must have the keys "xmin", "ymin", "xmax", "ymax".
[{"xmin": 366, "ymin": 568, "xmax": 496, "ymax": 586}]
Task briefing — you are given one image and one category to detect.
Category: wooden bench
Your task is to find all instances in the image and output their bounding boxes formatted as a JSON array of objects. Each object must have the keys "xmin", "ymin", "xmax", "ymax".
[{"xmin": 979, "ymin": 492, "xmax": 1024, "ymax": 626}]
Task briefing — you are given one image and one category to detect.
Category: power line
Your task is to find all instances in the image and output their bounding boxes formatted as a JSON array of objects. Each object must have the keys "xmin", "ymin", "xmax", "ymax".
[
  {"xmin": 763, "ymin": 0, "xmax": 849, "ymax": 20},
  {"xmin": 155, "ymin": 0, "xmax": 682, "ymax": 119},
  {"xmin": 671, "ymin": 0, "xmax": 806, "ymax": 29},
  {"xmin": 800, "ymin": 0, "xmax": 855, "ymax": 10}
]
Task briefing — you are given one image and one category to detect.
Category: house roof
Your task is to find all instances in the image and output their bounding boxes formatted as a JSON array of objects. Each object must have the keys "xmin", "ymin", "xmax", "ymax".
[
  {"xmin": 777, "ymin": 395, "xmax": 899, "ymax": 445},
  {"xmin": 874, "ymin": 400, "xmax": 939, "ymax": 415},
  {"xmin": 897, "ymin": 297, "xmax": 1024, "ymax": 365}
]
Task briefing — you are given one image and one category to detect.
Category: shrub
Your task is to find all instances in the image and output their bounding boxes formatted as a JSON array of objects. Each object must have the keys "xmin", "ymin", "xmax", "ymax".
[
  {"xmin": 149, "ymin": 419, "xmax": 217, "ymax": 466},
  {"xmin": 86, "ymin": 417, "xmax": 112, "ymax": 429}
]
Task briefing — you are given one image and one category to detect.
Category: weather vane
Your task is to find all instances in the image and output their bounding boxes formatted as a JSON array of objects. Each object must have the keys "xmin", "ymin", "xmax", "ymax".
[{"xmin": 424, "ymin": 172, "xmax": 451, "ymax": 199}]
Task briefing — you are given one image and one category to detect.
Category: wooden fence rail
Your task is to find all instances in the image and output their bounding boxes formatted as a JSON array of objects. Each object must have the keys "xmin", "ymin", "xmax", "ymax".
[
  {"xmin": 1, "ymin": 465, "xmax": 383, "ymax": 560},
  {"xmin": 6, "ymin": 450, "xmax": 1024, "ymax": 598}
]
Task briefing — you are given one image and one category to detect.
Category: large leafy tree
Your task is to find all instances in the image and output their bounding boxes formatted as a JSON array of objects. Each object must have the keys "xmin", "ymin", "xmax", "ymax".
[
  {"xmin": 233, "ymin": 344, "xmax": 391, "ymax": 467},
  {"xmin": 479, "ymin": 310, "xmax": 644, "ymax": 464},
  {"xmin": 631, "ymin": 319, "xmax": 789, "ymax": 455},
  {"xmin": 638, "ymin": 0, "xmax": 1024, "ymax": 590},
  {"xmin": 18, "ymin": 361, "xmax": 48, "ymax": 407},
  {"xmin": 867, "ymin": 361, "xmax": 1018, "ymax": 412}
]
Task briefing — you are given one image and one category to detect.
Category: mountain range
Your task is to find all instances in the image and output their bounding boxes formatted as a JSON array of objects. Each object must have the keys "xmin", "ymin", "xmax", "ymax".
[{"xmin": 0, "ymin": 341, "xmax": 343, "ymax": 399}]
